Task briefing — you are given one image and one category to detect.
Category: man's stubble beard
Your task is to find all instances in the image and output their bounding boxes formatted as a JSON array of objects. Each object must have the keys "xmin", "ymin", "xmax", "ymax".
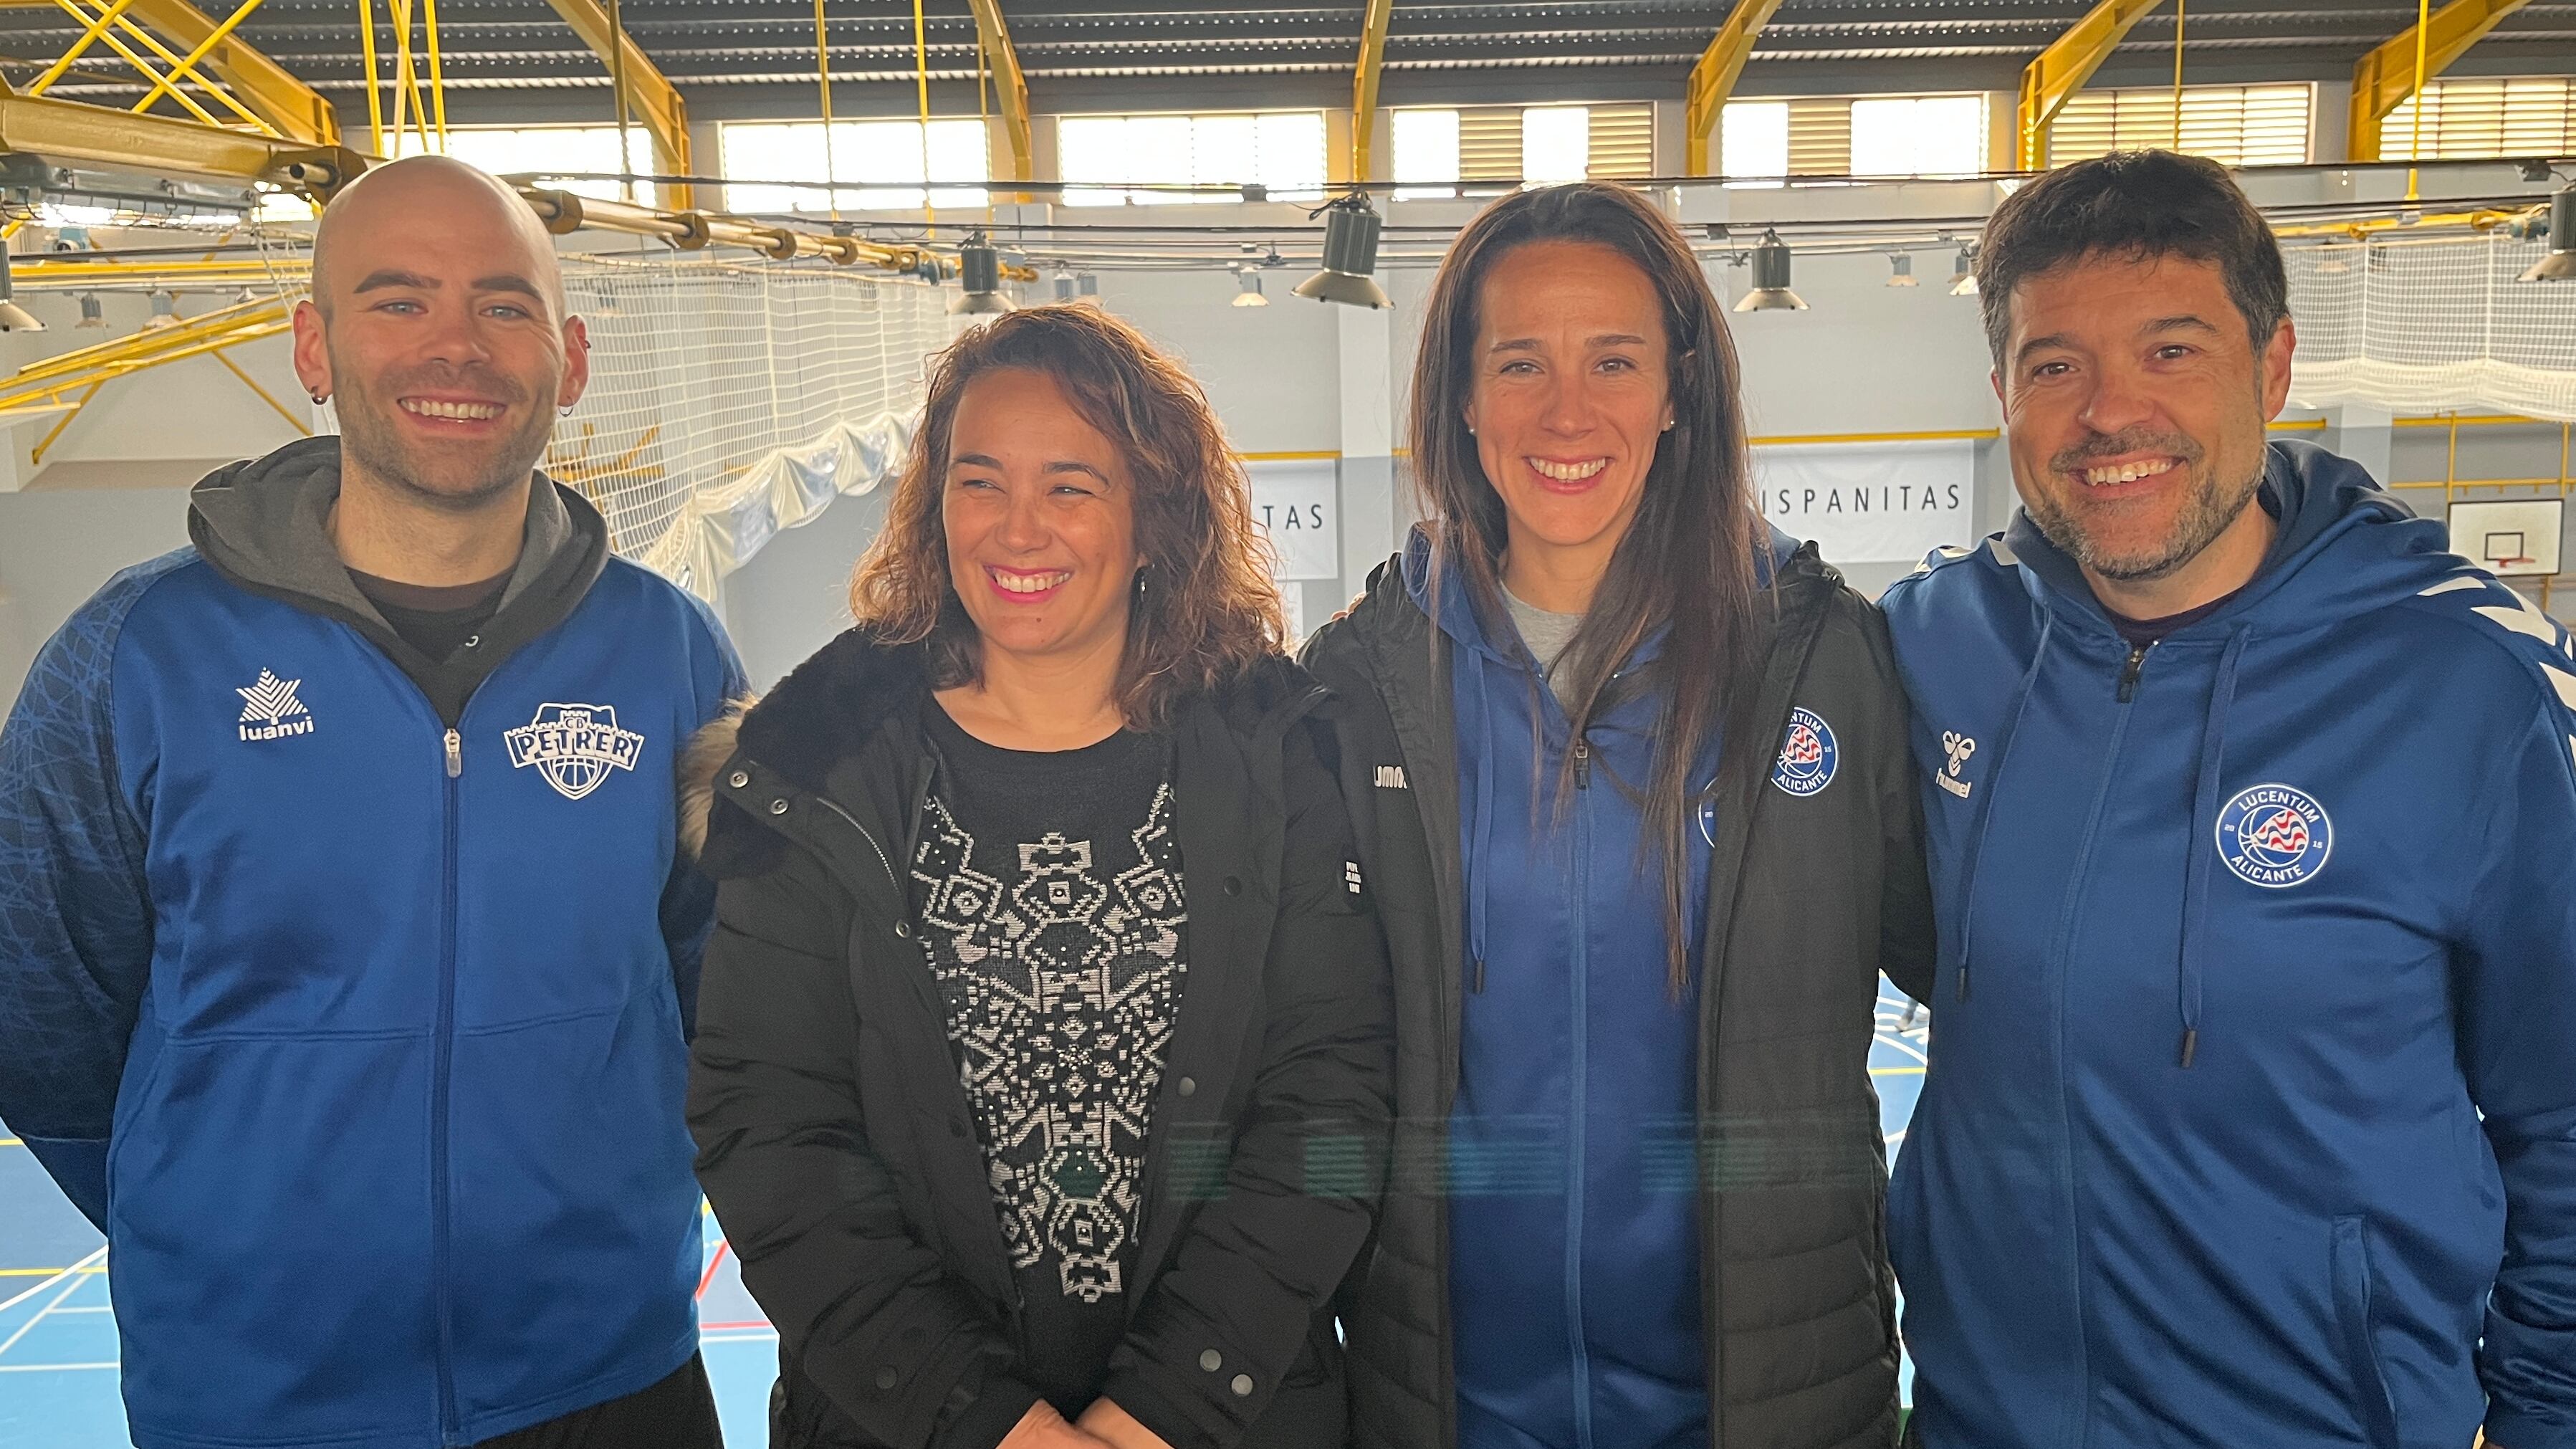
[
  {"xmin": 2023, "ymin": 426, "xmax": 2264, "ymax": 585},
  {"xmin": 331, "ymin": 349, "xmax": 555, "ymax": 514}
]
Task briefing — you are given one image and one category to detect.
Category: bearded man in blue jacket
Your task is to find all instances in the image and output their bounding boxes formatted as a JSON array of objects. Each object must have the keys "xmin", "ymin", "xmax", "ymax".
[
  {"xmin": 1881, "ymin": 149, "xmax": 2576, "ymax": 1449},
  {"xmin": 0, "ymin": 156, "xmax": 743, "ymax": 1448}
]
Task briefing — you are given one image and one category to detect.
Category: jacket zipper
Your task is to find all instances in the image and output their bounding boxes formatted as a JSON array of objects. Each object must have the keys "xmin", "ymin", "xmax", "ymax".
[
  {"xmin": 2116, "ymin": 643, "xmax": 2153, "ymax": 703},
  {"xmin": 1565, "ymin": 742, "xmax": 1596, "ymax": 1449},
  {"xmin": 434, "ymin": 727, "xmax": 462, "ymax": 1444}
]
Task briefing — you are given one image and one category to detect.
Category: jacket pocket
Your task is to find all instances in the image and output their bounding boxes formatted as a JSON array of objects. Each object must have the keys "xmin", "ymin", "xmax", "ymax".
[
  {"xmin": 110, "ymin": 1032, "xmax": 435, "ymax": 1443},
  {"xmin": 2331, "ymin": 1215, "xmax": 2400, "ymax": 1449}
]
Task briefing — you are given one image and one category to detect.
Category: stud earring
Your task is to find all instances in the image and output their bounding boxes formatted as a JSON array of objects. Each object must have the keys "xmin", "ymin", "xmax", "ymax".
[
  {"xmin": 310, "ymin": 391, "xmax": 327, "ymax": 405},
  {"xmin": 1134, "ymin": 568, "xmax": 1148, "ymax": 599},
  {"xmin": 560, "ymin": 405, "xmax": 574, "ymax": 417}
]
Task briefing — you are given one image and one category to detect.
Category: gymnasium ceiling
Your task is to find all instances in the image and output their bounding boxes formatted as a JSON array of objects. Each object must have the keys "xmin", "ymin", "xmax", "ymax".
[{"xmin": 1, "ymin": 0, "xmax": 2571, "ymax": 125}]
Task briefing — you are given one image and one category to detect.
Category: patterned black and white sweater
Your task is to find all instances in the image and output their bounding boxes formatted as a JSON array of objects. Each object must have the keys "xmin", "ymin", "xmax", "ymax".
[{"xmin": 911, "ymin": 699, "xmax": 1188, "ymax": 1402}]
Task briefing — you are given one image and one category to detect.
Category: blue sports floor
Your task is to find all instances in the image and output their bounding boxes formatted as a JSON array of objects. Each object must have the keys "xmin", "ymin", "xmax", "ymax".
[{"xmin": 0, "ymin": 984, "xmax": 1928, "ymax": 1445}]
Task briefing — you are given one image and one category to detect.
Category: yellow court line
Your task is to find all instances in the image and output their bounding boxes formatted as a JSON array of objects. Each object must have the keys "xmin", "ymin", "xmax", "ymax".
[
  {"xmin": 1869, "ymin": 1066, "xmax": 1926, "ymax": 1077},
  {"xmin": 0, "ymin": 1266, "xmax": 107, "ymax": 1277},
  {"xmin": 0, "ymin": 1138, "xmax": 19, "ymax": 1147}
]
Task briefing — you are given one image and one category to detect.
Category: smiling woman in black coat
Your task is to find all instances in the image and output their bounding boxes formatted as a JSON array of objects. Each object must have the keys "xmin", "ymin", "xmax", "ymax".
[{"xmin": 683, "ymin": 305, "xmax": 1394, "ymax": 1449}]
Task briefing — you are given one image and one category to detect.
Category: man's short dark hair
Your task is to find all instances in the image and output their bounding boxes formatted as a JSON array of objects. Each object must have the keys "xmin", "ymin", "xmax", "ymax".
[{"xmin": 1976, "ymin": 149, "xmax": 2288, "ymax": 369}]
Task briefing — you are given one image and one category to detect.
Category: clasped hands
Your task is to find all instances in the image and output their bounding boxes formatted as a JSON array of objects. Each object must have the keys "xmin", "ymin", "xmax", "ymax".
[{"xmin": 1000, "ymin": 1396, "xmax": 1174, "ymax": 1449}]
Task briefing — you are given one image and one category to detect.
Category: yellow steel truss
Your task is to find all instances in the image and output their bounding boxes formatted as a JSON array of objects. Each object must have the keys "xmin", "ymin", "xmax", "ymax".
[
  {"xmin": 2015, "ymin": 0, "xmax": 2164, "ymax": 171},
  {"xmin": 2348, "ymin": 0, "xmax": 2532, "ymax": 162},
  {"xmin": 1685, "ymin": 0, "xmax": 1784, "ymax": 176}
]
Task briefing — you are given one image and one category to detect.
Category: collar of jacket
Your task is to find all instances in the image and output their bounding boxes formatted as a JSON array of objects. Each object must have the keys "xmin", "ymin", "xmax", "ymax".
[
  {"xmin": 680, "ymin": 626, "xmax": 1331, "ymax": 882},
  {"xmin": 1314, "ymin": 523, "xmax": 1842, "ymax": 1089}
]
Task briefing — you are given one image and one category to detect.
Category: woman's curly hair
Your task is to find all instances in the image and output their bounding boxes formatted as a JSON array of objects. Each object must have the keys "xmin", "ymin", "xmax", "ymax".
[{"xmin": 849, "ymin": 302, "xmax": 1285, "ymax": 730}]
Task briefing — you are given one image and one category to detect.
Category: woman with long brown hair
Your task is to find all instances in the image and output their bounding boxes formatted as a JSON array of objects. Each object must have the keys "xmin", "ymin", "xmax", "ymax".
[
  {"xmin": 686, "ymin": 303, "xmax": 1393, "ymax": 1449},
  {"xmin": 1302, "ymin": 183, "xmax": 1933, "ymax": 1449}
]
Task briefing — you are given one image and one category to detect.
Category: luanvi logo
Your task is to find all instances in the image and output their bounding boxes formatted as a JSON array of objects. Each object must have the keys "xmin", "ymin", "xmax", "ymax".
[{"xmin": 236, "ymin": 669, "xmax": 315, "ymax": 742}]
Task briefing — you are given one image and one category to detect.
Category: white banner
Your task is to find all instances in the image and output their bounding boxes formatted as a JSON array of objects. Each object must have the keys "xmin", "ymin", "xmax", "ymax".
[
  {"xmin": 1751, "ymin": 441, "xmax": 1976, "ymax": 565},
  {"xmin": 1247, "ymin": 458, "xmax": 1341, "ymax": 581}
]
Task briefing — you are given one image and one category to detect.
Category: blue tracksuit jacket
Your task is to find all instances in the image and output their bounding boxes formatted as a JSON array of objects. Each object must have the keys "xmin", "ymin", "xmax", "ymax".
[
  {"xmin": 1880, "ymin": 440, "xmax": 2576, "ymax": 1449},
  {"xmin": 1413, "ymin": 533, "xmax": 1765, "ymax": 1449},
  {"xmin": 0, "ymin": 518, "xmax": 742, "ymax": 1445}
]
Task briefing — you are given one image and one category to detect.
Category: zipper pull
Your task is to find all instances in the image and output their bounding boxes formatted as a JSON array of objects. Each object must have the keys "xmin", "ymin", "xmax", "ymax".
[
  {"xmin": 1471, "ymin": 957, "xmax": 1486, "ymax": 995},
  {"xmin": 444, "ymin": 728, "xmax": 462, "ymax": 778},
  {"xmin": 1955, "ymin": 962, "xmax": 1971, "ymax": 1003},
  {"xmin": 1571, "ymin": 738, "xmax": 1591, "ymax": 790},
  {"xmin": 2116, "ymin": 644, "xmax": 2151, "ymax": 703}
]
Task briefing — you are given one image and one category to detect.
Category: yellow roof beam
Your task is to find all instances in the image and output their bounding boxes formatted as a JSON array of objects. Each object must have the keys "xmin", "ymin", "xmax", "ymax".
[
  {"xmin": 964, "ymin": 0, "xmax": 1033, "ymax": 192},
  {"xmin": 2348, "ymin": 0, "xmax": 2532, "ymax": 162},
  {"xmin": 1685, "ymin": 0, "xmax": 1783, "ymax": 177},
  {"xmin": 2015, "ymin": 0, "xmax": 2163, "ymax": 171},
  {"xmin": 538, "ymin": 0, "xmax": 691, "ymax": 208},
  {"xmin": 1350, "ymin": 0, "xmax": 1391, "ymax": 181},
  {"xmin": 0, "ymin": 0, "xmax": 339, "ymax": 144},
  {"xmin": 0, "ymin": 80, "xmax": 361, "ymax": 191}
]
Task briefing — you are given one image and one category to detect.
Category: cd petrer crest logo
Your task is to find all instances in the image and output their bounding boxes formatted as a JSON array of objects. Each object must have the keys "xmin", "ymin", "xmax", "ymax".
[{"xmin": 504, "ymin": 702, "xmax": 646, "ymax": 801}]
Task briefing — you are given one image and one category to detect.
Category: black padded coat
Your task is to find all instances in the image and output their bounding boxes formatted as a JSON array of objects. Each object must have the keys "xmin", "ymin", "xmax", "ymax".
[
  {"xmin": 1298, "ymin": 541, "xmax": 1937, "ymax": 1449},
  {"xmin": 683, "ymin": 631, "xmax": 1394, "ymax": 1449}
]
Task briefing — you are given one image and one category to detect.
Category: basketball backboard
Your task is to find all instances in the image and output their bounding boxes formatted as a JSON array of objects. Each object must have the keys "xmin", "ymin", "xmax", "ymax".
[{"xmin": 2446, "ymin": 498, "xmax": 2565, "ymax": 578}]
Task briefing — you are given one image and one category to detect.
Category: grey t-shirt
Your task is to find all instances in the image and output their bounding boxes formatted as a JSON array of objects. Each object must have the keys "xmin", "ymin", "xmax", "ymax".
[{"xmin": 1503, "ymin": 583, "xmax": 1584, "ymax": 705}]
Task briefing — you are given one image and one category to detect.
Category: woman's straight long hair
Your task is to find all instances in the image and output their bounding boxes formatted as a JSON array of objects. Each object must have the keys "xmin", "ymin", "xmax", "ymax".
[{"xmin": 1411, "ymin": 182, "xmax": 1769, "ymax": 996}]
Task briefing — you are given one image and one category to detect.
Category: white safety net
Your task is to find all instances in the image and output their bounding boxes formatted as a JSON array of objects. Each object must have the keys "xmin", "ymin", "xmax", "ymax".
[
  {"xmin": 2287, "ymin": 231, "xmax": 2576, "ymax": 424},
  {"xmin": 550, "ymin": 254, "xmax": 954, "ymax": 596}
]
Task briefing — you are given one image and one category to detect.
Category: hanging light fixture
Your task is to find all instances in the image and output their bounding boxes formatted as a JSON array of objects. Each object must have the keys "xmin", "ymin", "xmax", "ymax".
[
  {"xmin": 1232, "ymin": 267, "xmax": 1268, "ymax": 307},
  {"xmin": 1053, "ymin": 268, "xmax": 1076, "ymax": 302},
  {"xmin": 949, "ymin": 231, "xmax": 1012, "ymax": 315},
  {"xmin": 2517, "ymin": 186, "xmax": 2576, "ymax": 282},
  {"xmin": 75, "ymin": 290, "xmax": 106, "ymax": 328},
  {"xmin": 1294, "ymin": 193, "xmax": 1390, "ymax": 310},
  {"xmin": 1886, "ymin": 252, "xmax": 1917, "ymax": 287},
  {"xmin": 1731, "ymin": 229, "xmax": 1807, "ymax": 312},
  {"xmin": 142, "ymin": 288, "xmax": 181, "ymax": 330},
  {"xmin": 1077, "ymin": 272, "xmax": 1099, "ymax": 298},
  {"xmin": 1948, "ymin": 245, "xmax": 1979, "ymax": 297},
  {"xmin": 0, "ymin": 251, "xmax": 44, "ymax": 332}
]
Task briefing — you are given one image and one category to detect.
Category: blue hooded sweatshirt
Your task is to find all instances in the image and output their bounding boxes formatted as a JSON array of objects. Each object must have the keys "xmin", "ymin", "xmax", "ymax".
[
  {"xmin": 1413, "ymin": 527, "xmax": 1799, "ymax": 1449},
  {"xmin": 1880, "ymin": 440, "xmax": 2576, "ymax": 1449},
  {"xmin": 0, "ymin": 442, "xmax": 743, "ymax": 1449}
]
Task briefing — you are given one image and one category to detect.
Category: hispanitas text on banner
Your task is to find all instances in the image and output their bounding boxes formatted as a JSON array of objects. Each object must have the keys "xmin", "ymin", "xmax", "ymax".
[{"xmin": 1753, "ymin": 439, "xmax": 1976, "ymax": 565}]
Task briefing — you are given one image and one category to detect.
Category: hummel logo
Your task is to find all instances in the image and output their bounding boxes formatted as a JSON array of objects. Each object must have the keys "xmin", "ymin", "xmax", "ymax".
[
  {"xmin": 236, "ymin": 669, "xmax": 315, "ymax": 742},
  {"xmin": 1936, "ymin": 731, "xmax": 1977, "ymax": 798},
  {"xmin": 1374, "ymin": 764, "xmax": 1408, "ymax": 790}
]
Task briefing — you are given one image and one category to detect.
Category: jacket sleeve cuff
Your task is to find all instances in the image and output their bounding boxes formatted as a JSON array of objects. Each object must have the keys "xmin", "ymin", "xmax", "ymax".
[
  {"xmin": 2485, "ymin": 1403, "xmax": 2576, "ymax": 1449},
  {"xmin": 1096, "ymin": 1362, "xmax": 1238, "ymax": 1449},
  {"xmin": 930, "ymin": 1368, "xmax": 1045, "ymax": 1449},
  {"xmin": 22, "ymin": 1135, "xmax": 108, "ymax": 1233}
]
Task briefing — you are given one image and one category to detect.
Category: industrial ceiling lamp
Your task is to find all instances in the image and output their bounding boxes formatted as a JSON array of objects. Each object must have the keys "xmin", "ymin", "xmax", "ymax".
[
  {"xmin": 1232, "ymin": 267, "xmax": 1268, "ymax": 307},
  {"xmin": 1077, "ymin": 272, "xmax": 1099, "ymax": 299},
  {"xmin": 1886, "ymin": 252, "xmax": 1917, "ymax": 287},
  {"xmin": 1053, "ymin": 268, "xmax": 1076, "ymax": 302},
  {"xmin": 1948, "ymin": 245, "xmax": 1979, "ymax": 297},
  {"xmin": 949, "ymin": 232, "xmax": 1013, "ymax": 315},
  {"xmin": 2517, "ymin": 186, "xmax": 2576, "ymax": 282},
  {"xmin": 1731, "ymin": 229, "xmax": 1807, "ymax": 312},
  {"xmin": 75, "ymin": 290, "xmax": 105, "ymax": 328},
  {"xmin": 141, "ymin": 288, "xmax": 180, "ymax": 330},
  {"xmin": 1294, "ymin": 193, "xmax": 1390, "ymax": 310},
  {"xmin": 0, "ymin": 251, "xmax": 44, "ymax": 332}
]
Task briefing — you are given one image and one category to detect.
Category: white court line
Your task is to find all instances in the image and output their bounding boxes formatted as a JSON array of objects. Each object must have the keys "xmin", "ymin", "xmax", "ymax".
[
  {"xmin": 1874, "ymin": 1035, "xmax": 1929, "ymax": 1066},
  {"xmin": 0, "ymin": 1361, "xmax": 118, "ymax": 1372},
  {"xmin": 0, "ymin": 1246, "xmax": 107, "ymax": 1318},
  {"xmin": 0, "ymin": 1259, "xmax": 95, "ymax": 1360},
  {"xmin": 47, "ymin": 1305, "xmax": 112, "ymax": 1314}
]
